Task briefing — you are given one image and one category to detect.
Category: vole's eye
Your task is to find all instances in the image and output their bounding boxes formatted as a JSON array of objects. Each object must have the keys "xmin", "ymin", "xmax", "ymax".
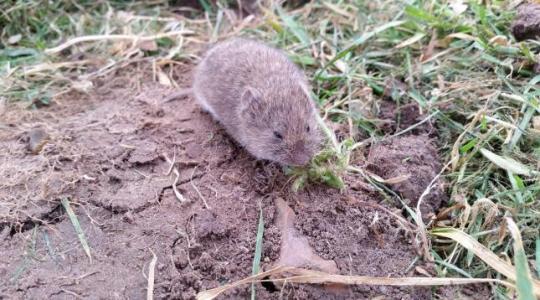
[
  {"xmin": 273, "ymin": 131, "xmax": 283, "ymax": 140},
  {"xmin": 306, "ymin": 125, "xmax": 310, "ymax": 132}
]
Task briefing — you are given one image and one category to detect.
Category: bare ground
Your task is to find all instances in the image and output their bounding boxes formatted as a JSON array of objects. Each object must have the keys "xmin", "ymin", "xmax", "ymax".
[{"xmin": 1, "ymin": 63, "xmax": 450, "ymax": 299}]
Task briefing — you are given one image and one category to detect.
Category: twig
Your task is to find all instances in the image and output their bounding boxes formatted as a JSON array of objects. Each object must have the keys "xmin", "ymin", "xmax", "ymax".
[
  {"xmin": 60, "ymin": 289, "xmax": 84, "ymax": 299},
  {"xmin": 390, "ymin": 111, "xmax": 439, "ymax": 138},
  {"xmin": 23, "ymin": 60, "xmax": 94, "ymax": 76},
  {"xmin": 45, "ymin": 30, "xmax": 194, "ymax": 54},
  {"xmin": 190, "ymin": 166, "xmax": 210, "ymax": 209},
  {"xmin": 147, "ymin": 249, "xmax": 158, "ymax": 300},
  {"xmin": 196, "ymin": 265, "xmax": 513, "ymax": 300},
  {"xmin": 357, "ymin": 201, "xmax": 416, "ymax": 233},
  {"xmin": 163, "ymin": 152, "xmax": 188, "ymax": 203},
  {"xmin": 415, "ymin": 157, "xmax": 457, "ymax": 261}
]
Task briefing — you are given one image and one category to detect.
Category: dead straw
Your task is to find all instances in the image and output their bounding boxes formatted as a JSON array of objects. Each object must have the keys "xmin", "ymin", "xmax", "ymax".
[
  {"xmin": 44, "ymin": 31, "xmax": 194, "ymax": 54},
  {"xmin": 147, "ymin": 249, "xmax": 158, "ymax": 300},
  {"xmin": 163, "ymin": 152, "xmax": 188, "ymax": 203},
  {"xmin": 196, "ymin": 266, "xmax": 513, "ymax": 300}
]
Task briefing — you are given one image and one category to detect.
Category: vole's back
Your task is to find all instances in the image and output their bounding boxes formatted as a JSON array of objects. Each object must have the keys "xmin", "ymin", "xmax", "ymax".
[{"xmin": 192, "ymin": 38, "xmax": 309, "ymax": 140}]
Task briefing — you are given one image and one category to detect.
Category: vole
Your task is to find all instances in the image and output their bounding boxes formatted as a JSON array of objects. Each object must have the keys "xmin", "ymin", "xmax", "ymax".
[{"xmin": 169, "ymin": 38, "xmax": 322, "ymax": 166}]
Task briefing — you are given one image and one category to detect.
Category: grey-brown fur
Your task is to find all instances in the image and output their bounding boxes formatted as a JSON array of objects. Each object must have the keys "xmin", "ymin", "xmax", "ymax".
[{"xmin": 192, "ymin": 38, "xmax": 322, "ymax": 166}]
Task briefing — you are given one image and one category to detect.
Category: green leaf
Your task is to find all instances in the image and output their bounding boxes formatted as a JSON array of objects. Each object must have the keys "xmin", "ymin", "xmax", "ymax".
[
  {"xmin": 321, "ymin": 170, "xmax": 344, "ymax": 189},
  {"xmin": 251, "ymin": 206, "xmax": 265, "ymax": 300},
  {"xmin": 292, "ymin": 174, "xmax": 307, "ymax": 192},
  {"xmin": 513, "ymin": 175, "xmax": 525, "ymax": 189},
  {"xmin": 520, "ymin": 43, "xmax": 535, "ymax": 61},
  {"xmin": 460, "ymin": 139, "xmax": 477, "ymax": 154},
  {"xmin": 481, "ymin": 115, "xmax": 487, "ymax": 131}
]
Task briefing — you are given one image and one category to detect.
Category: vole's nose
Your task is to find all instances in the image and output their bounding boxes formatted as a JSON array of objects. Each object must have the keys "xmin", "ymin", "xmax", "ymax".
[{"xmin": 290, "ymin": 141, "xmax": 311, "ymax": 166}]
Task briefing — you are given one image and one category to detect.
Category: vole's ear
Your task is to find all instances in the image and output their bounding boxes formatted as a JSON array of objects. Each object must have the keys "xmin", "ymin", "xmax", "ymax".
[{"xmin": 240, "ymin": 87, "xmax": 263, "ymax": 115}]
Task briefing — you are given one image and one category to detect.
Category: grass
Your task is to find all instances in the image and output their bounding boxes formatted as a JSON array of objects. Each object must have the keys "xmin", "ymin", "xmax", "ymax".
[
  {"xmin": 2, "ymin": 0, "xmax": 539, "ymax": 298},
  {"xmin": 257, "ymin": 2, "xmax": 540, "ymax": 298},
  {"xmin": 251, "ymin": 204, "xmax": 265, "ymax": 300},
  {"xmin": 0, "ymin": 0, "xmax": 203, "ymax": 106},
  {"xmin": 61, "ymin": 198, "xmax": 92, "ymax": 263}
]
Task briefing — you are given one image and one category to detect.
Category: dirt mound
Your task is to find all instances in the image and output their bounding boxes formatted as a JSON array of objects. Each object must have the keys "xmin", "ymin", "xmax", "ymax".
[
  {"xmin": 511, "ymin": 3, "xmax": 540, "ymax": 41},
  {"xmin": 0, "ymin": 64, "xmax": 437, "ymax": 299},
  {"xmin": 367, "ymin": 135, "xmax": 447, "ymax": 218},
  {"xmin": 372, "ymin": 81, "xmax": 446, "ymax": 218},
  {"xmin": 379, "ymin": 100, "xmax": 434, "ymax": 134}
]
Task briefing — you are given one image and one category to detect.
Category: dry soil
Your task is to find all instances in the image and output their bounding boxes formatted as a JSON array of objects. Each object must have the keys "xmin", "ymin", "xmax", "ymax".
[{"xmin": 1, "ymin": 63, "xmax": 450, "ymax": 299}]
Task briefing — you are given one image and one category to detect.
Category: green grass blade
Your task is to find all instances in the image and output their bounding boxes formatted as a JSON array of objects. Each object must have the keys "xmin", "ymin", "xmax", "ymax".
[
  {"xmin": 10, "ymin": 259, "xmax": 29, "ymax": 283},
  {"xmin": 251, "ymin": 205, "xmax": 265, "ymax": 300},
  {"xmin": 316, "ymin": 20, "xmax": 405, "ymax": 78},
  {"xmin": 276, "ymin": 6, "xmax": 311, "ymax": 45},
  {"xmin": 508, "ymin": 172, "xmax": 525, "ymax": 205},
  {"xmin": 61, "ymin": 198, "xmax": 92, "ymax": 263},
  {"xmin": 508, "ymin": 105, "xmax": 536, "ymax": 151},
  {"xmin": 10, "ymin": 226, "xmax": 38, "ymax": 283},
  {"xmin": 404, "ymin": 5, "xmax": 437, "ymax": 22},
  {"xmin": 198, "ymin": 0, "xmax": 212, "ymax": 13},
  {"xmin": 507, "ymin": 218, "xmax": 535, "ymax": 300},
  {"xmin": 536, "ymin": 238, "xmax": 540, "ymax": 277},
  {"xmin": 42, "ymin": 230, "xmax": 59, "ymax": 264}
]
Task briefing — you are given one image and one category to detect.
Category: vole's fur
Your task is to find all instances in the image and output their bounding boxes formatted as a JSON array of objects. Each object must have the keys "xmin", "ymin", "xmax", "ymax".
[{"xmin": 192, "ymin": 38, "xmax": 322, "ymax": 166}]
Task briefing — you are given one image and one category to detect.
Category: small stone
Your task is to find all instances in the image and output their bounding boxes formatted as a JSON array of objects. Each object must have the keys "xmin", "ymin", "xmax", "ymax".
[{"xmin": 27, "ymin": 128, "xmax": 49, "ymax": 154}]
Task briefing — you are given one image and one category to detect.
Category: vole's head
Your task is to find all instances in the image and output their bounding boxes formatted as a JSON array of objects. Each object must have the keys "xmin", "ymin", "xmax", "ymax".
[{"xmin": 239, "ymin": 85, "xmax": 323, "ymax": 166}]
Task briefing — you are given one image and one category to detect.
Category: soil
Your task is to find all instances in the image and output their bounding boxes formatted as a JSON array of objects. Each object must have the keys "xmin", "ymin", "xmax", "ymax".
[
  {"xmin": 367, "ymin": 135, "xmax": 447, "ymax": 218},
  {"xmin": 0, "ymin": 63, "xmax": 449, "ymax": 299},
  {"xmin": 511, "ymin": 3, "xmax": 540, "ymax": 41},
  {"xmin": 379, "ymin": 77, "xmax": 435, "ymax": 136}
]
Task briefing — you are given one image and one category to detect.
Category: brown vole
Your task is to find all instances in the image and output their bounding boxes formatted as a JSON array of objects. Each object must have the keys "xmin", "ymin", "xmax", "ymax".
[{"xmin": 191, "ymin": 38, "xmax": 322, "ymax": 166}]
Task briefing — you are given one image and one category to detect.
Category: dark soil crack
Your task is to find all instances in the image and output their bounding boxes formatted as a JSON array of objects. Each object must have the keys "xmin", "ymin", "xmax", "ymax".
[
  {"xmin": 158, "ymin": 173, "xmax": 204, "ymax": 203},
  {"xmin": 87, "ymin": 172, "xmax": 205, "ymax": 216},
  {"xmin": 87, "ymin": 200, "xmax": 127, "ymax": 215},
  {"xmin": 4, "ymin": 202, "xmax": 65, "ymax": 237}
]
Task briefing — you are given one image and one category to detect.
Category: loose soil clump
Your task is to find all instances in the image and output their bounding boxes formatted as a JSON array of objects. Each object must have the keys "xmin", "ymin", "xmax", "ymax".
[
  {"xmin": 367, "ymin": 135, "xmax": 447, "ymax": 218},
  {"xmin": 511, "ymin": 3, "xmax": 540, "ymax": 41},
  {"xmin": 0, "ymin": 64, "xmax": 443, "ymax": 299}
]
